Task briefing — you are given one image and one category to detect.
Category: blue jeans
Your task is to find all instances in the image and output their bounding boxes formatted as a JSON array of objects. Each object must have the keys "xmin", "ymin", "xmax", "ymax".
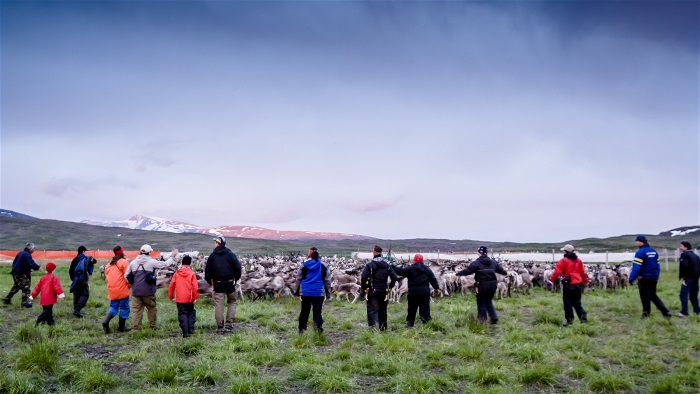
[
  {"xmin": 108, "ymin": 297, "xmax": 130, "ymax": 319},
  {"xmin": 679, "ymin": 280, "xmax": 700, "ymax": 315}
]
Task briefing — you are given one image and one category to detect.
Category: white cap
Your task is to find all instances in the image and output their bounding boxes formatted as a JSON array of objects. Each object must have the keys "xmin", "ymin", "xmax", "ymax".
[
  {"xmin": 140, "ymin": 244, "xmax": 154, "ymax": 253},
  {"xmin": 560, "ymin": 244, "xmax": 575, "ymax": 253}
]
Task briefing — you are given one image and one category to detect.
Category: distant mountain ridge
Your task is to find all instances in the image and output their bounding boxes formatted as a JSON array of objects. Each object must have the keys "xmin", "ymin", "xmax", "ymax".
[
  {"xmin": 0, "ymin": 209, "xmax": 36, "ymax": 220},
  {"xmin": 81, "ymin": 214, "xmax": 376, "ymax": 241}
]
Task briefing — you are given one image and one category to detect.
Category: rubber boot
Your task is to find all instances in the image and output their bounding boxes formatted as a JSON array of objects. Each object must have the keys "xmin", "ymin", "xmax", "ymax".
[
  {"xmin": 102, "ymin": 313, "xmax": 114, "ymax": 334},
  {"xmin": 118, "ymin": 317, "xmax": 131, "ymax": 332}
]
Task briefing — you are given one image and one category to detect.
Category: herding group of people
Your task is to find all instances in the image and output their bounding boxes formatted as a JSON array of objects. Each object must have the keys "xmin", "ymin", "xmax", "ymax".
[{"xmin": 4, "ymin": 235, "xmax": 700, "ymax": 336}]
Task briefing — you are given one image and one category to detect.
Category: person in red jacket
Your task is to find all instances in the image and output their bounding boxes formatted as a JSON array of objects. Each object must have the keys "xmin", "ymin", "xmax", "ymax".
[
  {"xmin": 168, "ymin": 255, "xmax": 199, "ymax": 337},
  {"xmin": 30, "ymin": 262, "xmax": 65, "ymax": 326},
  {"xmin": 549, "ymin": 244, "xmax": 589, "ymax": 326}
]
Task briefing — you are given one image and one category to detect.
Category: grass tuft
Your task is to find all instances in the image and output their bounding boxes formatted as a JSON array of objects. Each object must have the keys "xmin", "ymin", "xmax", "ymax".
[
  {"xmin": 588, "ymin": 372, "xmax": 633, "ymax": 393},
  {"xmin": 15, "ymin": 340, "xmax": 58, "ymax": 375},
  {"xmin": 228, "ymin": 375, "xmax": 283, "ymax": 394}
]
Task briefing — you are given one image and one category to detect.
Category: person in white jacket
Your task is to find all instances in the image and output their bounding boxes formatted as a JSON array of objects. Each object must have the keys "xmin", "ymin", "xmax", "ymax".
[{"xmin": 124, "ymin": 245, "xmax": 177, "ymax": 330}]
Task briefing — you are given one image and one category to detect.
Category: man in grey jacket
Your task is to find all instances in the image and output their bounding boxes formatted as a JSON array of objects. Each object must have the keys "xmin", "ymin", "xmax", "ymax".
[{"xmin": 124, "ymin": 244, "xmax": 177, "ymax": 330}]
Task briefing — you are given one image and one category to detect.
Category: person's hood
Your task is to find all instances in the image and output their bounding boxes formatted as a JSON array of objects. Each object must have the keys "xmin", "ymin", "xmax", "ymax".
[
  {"xmin": 304, "ymin": 258, "xmax": 321, "ymax": 271},
  {"xmin": 564, "ymin": 251, "xmax": 578, "ymax": 260},
  {"xmin": 173, "ymin": 266, "xmax": 193, "ymax": 279},
  {"xmin": 213, "ymin": 245, "xmax": 230, "ymax": 256},
  {"xmin": 477, "ymin": 255, "xmax": 492, "ymax": 266},
  {"xmin": 131, "ymin": 254, "xmax": 151, "ymax": 264}
]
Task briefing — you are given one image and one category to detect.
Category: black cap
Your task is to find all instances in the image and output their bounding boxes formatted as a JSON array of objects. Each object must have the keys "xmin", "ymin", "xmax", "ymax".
[
  {"xmin": 635, "ymin": 235, "xmax": 648, "ymax": 243},
  {"xmin": 78, "ymin": 245, "xmax": 88, "ymax": 254},
  {"xmin": 478, "ymin": 246, "xmax": 488, "ymax": 255}
]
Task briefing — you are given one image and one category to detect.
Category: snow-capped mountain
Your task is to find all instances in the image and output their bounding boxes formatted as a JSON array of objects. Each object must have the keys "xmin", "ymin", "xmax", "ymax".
[
  {"xmin": 660, "ymin": 226, "xmax": 700, "ymax": 237},
  {"xmin": 82, "ymin": 214, "xmax": 375, "ymax": 241},
  {"xmin": 82, "ymin": 215, "xmax": 209, "ymax": 234},
  {"xmin": 0, "ymin": 209, "xmax": 36, "ymax": 219}
]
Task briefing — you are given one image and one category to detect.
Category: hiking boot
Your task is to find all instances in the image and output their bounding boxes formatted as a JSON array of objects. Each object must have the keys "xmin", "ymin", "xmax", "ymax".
[
  {"xmin": 563, "ymin": 320, "xmax": 574, "ymax": 327},
  {"xmin": 580, "ymin": 317, "xmax": 589, "ymax": 323},
  {"xmin": 2, "ymin": 299, "xmax": 10, "ymax": 305},
  {"xmin": 73, "ymin": 311, "xmax": 84, "ymax": 318},
  {"xmin": 118, "ymin": 317, "xmax": 131, "ymax": 332},
  {"xmin": 676, "ymin": 312, "xmax": 688, "ymax": 318},
  {"xmin": 490, "ymin": 318, "xmax": 499, "ymax": 325},
  {"xmin": 102, "ymin": 313, "xmax": 114, "ymax": 334},
  {"xmin": 21, "ymin": 303, "xmax": 32, "ymax": 308},
  {"xmin": 641, "ymin": 313, "xmax": 650, "ymax": 319}
]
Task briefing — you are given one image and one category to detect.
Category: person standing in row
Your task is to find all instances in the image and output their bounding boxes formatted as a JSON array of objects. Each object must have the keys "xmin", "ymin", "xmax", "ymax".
[
  {"xmin": 168, "ymin": 255, "xmax": 199, "ymax": 337},
  {"xmin": 125, "ymin": 245, "xmax": 178, "ymax": 330},
  {"xmin": 677, "ymin": 241, "xmax": 700, "ymax": 317},
  {"xmin": 30, "ymin": 262, "xmax": 65, "ymax": 326},
  {"xmin": 69, "ymin": 245, "xmax": 96, "ymax": 318},
  {"xmin": 361, "ymin": 245, "xmax": 398, "ymax": 331},
  {"xmin": 391, "ymin": 254, "xmax": 440, "ymax": 327},
  {"xmin": 205, "ymin": 236, "xmax": 241, "ymax": 333},
  {"xmin": 294, "ymin": 247, "xmax": 332, "ymax": 334},
  {"xmin": 457, "ymin": 246, "xmax": 507, "ymax": 324},
  {"xmin": 103, "ymin": 246, "xmax": 132, "ymax": 333},
  {"xmin": 629, "ymin": 235, "xmax": 671, "ymax": 318},
  {"xmin": 3, "ymin": 243, "xmax": 42, "ymax": 307},
  {"xmin": 549, "ymin": 244, "xmax": 589, "ymax": 326}
]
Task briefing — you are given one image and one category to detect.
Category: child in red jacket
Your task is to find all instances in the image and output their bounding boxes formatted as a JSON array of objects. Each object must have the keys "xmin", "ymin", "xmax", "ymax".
[
  {"xmin": 30, "ymin": 262, "xmax": 65, "ymax": 326},
  {"xmin": 168, "ymin": 256, "xmax": 199, "ymax": 337}
]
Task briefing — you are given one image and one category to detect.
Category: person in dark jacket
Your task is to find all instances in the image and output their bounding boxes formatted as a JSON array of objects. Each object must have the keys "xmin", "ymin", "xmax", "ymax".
[
  {"xmin": 677, "ymin": 241, "xmax": 700, "ymax": 317},
  {"xmin": 3, "ymin": 243, "xmax": 42, "ymax": 307},
  {"xmin": 549, "ymin": 244, "xmax": 589, "ymax": 326},
  {"xmin": 294, "ymin": 247, "xmax": 332, "ymax": 333},
  {"xmin": 629, "ymin": 235, "xmax": 671, "ymax": 318},
  {"xmin": 361, "ymin": 245, "xmax": 399, "ymax": 331},
  {"xmin": 69, "ymin": 245, "xmax": 96, "ymax": 318},
  {"xmin": 391, "ymin": 254, "xmax": 440, "ymax": 327},
  {"xmin": 205, "ymin": 236, "xmax": 242, "ymax": 332},
  {"xmin": 456, "ymin": 246, "xmax": 507, "ymax": 324}
]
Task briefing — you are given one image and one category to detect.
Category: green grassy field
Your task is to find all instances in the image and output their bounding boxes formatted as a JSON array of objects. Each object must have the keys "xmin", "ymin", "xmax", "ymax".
[{"xmin": 1, "ymin": 262, "xmax": 699, "ymax": 394}]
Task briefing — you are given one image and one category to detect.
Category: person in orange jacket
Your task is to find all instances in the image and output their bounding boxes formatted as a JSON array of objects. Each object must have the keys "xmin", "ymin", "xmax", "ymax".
[
  {"xmin": 549, "ymin": 244, "xmax": 589, "ymax": 326},
  {"xmin": 168, "ymin": 255, "xmax": 199, "ymax": 337},
  {"xmin": 30, "ymin": 262, "xmax": 65, "ymax": 326},
  {"xmin": 103, "ymin": 246, "xmax": 132, "ymax": 333}
]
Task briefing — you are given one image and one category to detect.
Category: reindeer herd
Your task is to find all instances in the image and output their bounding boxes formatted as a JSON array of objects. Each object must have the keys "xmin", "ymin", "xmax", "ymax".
[{"xmin": 99, "ymin": 254, "xmax": 636, "ymax": 303}]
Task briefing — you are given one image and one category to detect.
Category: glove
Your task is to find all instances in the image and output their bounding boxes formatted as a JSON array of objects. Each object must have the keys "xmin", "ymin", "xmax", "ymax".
[
  {"xmin": 58, "ymin": 293, "xmax": 65, "ymax": 301},
  {"xmin": 28, "ymin": 296, "xmax": 34, "ymax": 301}
]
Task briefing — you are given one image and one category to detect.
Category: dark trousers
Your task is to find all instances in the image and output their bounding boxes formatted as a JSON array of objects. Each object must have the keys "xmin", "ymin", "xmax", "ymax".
[
  {"xmin": 176, "ymin": 302, "xmax": 196, "ymax": 336},
  {"xmin": 298, "ymin": 296, "xmax": 324, "ymax": 332},
  {"xmin": 72, "ymin": 283, "xmax": 89, "ymax": 313},
  {"xmin": 406, "ymin": 294, "xmax": 431, "ymax": 326},
  {"xmin": 476, "ymin": 282, "xmax": 498, "ymax": 322},
  {"xmin": 5, "ymin": 275, "xmax": 31, "ymax": 304},
  {"xmin": 36, "ymin": 305, "xmax": 55, "ymax": 326},
  {"xmin": 366, "ymin": 290, "xmax": 388, "ymax": 330},
  {"xmin": 679, "ymin": 280, "xmax": 700, "ymax": 315},
  {"xmin": 562, "ymin": 283, "xmax": 587, "ymax": 322},
  {"xmin": 638, "ymin": 278, "xmax": 670, "ymax": 316}
]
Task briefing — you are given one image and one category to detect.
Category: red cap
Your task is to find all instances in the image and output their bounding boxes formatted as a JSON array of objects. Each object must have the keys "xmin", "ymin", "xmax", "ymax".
[
  {"xmin": 413, "ymin": 254, "xmax": 423, "ymax": 264},
  {"xmin": 113, "ymin": 246, "xmax": 124, "ymax": 256},
  {"xmin": 46, "ymin": 262, "xmax": 56, "ymax": 273}
]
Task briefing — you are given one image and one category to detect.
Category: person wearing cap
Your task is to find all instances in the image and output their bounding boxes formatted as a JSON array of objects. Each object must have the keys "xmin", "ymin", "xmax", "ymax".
[
  {"xmin": 30, "ymin": 262, "xmax": 65, "ymax": 326},
  {"xmin": 456, "ymin": 246, "xmax": 508, "ymax": 324},
  {"xmin": 391, "ymin": 254, "xmax": 440, "ymax": 327},
  {"xmin": 102, "ymin": 246, "xmax": 132, "ymax": 333},
  {"xmin": 294, "ymin": 247, "xmax": 332, "ymax": 333},
  {"xmin": 3, "ymin": 242, "xmax": 41, "ymax": 307},
  {"xmin": 360, "ymin": 245, "xmax": 399, "ymax": 331},
  {"xmin": 168, "ymin": 255, "xmax": 199, "ymax": 337},
  {"xmin": 124, "ymin": 244, "xmax": 178, "ymax": 330},
  {"xmin": 677, "ymin": 241, "xmax": 700, "ymax": 317},
  {"xmin": 630, "ymin": 235, "xmax": 671, "ymax": 318},
  {"xmin": 205, "ymin": 236, "xmax": 241, "ymax": 332},
  {"xmin": 549, "ymin": 244, "xmax": 589, "ymax": 326},
  {"xmin": 69, "ymin": 245, "xmax": 97, "ymax": 318}
]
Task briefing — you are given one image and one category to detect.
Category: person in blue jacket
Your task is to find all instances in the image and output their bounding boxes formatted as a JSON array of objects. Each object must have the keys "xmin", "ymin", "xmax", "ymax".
[
  {"xmin": 69, "ymin": 245, "xmax": 96, "ymax": 318},
  {"xmin": 294, "ymin": 247, "xmax": 332, "ymax": 334},
  {"xmin": 629, "ymin": 235, "xmax": 671, "ymax": 318},
  {"xmin": 3, "ymin": 242, "xmax": 42, "ymax": 307}
]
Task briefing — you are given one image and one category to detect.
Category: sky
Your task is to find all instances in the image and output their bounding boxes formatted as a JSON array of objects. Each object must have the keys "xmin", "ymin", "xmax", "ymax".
[{"xmin": 1, "ymin": 1, "xmax": 698, "ymax": 243}]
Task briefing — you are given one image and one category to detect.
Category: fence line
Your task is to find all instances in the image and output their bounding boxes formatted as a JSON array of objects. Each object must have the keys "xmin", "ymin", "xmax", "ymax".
[{"xmin": 0, "ymin": 250, "xmax": 161, "ymax": 261}]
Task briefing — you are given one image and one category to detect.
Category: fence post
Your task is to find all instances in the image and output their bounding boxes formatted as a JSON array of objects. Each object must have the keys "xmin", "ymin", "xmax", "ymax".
[
  {"xmin": 606, "ymin": 251, "xmax": 609, "ymax": 266},
  {"xmin": 437, "ymin": 250, "xmax": 440, "ymax": 265},
  {"xmin": 664, "ymin": 249, "xmax": 668, "ymax": 271}
]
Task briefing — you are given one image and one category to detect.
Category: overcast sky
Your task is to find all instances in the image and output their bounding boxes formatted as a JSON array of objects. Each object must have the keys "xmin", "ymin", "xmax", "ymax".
[{"xmin": 1, "ymin": 1, "xmax": 698, "ymax": 242}]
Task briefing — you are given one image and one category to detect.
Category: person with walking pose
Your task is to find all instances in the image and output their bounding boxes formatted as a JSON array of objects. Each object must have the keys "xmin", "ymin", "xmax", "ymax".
[
  {"xmin": 103, "ymin": 246, "xmax": 132, "ymax": 333},
  {"xmin": 294, "ymin": 247, "xmax": 332, "ymax": 333},
  {"xmin": 3, "ymin": 243, "xmax": 42, "ymax": 307},
  {"xmin": 69, "ymin": 245, "xmax": 96, "ymax": 318},
  {"xmin": 677, "ymin": 241, "xmax": 700, "ymax": 317},
  {"xmin": 629, "ymin": 235, "xmax": 672, "ymax": 318},
  {"xmin": 391, "ymin": 254, "xmax": 440, "ymax": 327},
  {"xmin": 168, "ymin": 255, "xmax": 199, "ymax": 337},
  {"xmin": 457, "ymin": 246, "xmax": 507, "ymax": 324},
  {"xmin": 205, "ymin": 236, "xmax": 241, "ymax": 332},
  {"xmin": 30, "ymin": 262, "xmax": 65, "ymax": 326},
  {"xmin": 125, "ymin": 245, "xmax": 178, "ymax": 330},
  {"xmin": 549, "ymin": 244, "xmax": 589, "ymax": 326},
  {"xmin": 361, "ymin": 245, "xmax": 399, "ymax": 331}
]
